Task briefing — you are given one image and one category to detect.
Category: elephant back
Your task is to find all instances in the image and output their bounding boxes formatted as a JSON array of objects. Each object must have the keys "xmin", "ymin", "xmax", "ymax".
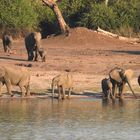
[
  {"xmin": 2, "ymin": 66, "xmax": 30, "ymax": 85},
  {"xmin": 53, "ymin": 72, "xmax": 73, "ymax": 89},
  {"xmin": 25, "ymin": 32, "xmax": 41, "ymax": 50},
  {"xmin": 109, "ymin": 67, "xmax": 124, "ymax": 83},
  {"xmin": 124, "ymin": 69, "xmax": 133, "ymax": 80}
]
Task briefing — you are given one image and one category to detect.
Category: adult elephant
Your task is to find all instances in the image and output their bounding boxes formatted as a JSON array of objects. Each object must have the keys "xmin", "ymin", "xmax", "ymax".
[
  {"xmin": 52, "ymin": 72, "xmax": 73, "ymax": 100},
  {"xmin": 2, "ymin": 33, "xmax": 13, "ymax": 53},
  {"xmin": 25, "ymin": 32, "xmax": 46, "ymax": 61},
  {"xmin": 138, "ymin": 75, "xmax": 140, "ymax": 86},
  {"xmin": 109, "ymin": 67, "xmax": 137, "ymax": 99},
  {"xmin": 0, "ymin": 66, "xmax": 30, "ymax": 97}
]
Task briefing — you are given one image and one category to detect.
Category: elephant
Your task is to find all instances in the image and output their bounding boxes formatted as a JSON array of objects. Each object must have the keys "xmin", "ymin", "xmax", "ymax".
[
  {"xmin": 109, "ymin": 67, "xmax": 137, "ymax": 99},
  {"xmin": 0, "ymin": 66, "xmax": 30, "ymax": 97},
  {"xmin": 25, "ymin": 32, "xmax": 46, "ymax": 62},
  {"xmin": 101, "ymin": 78, "xmax": 113, "ymax": 100},
  {"xmin": 138, "ymin": 75, "xmax": 140, "ymax": 86},
  {"xmin": 2, "ymin": 33, "xmax": 13, "ymax": 53},
  {"xmin": 38, "ymin": 48, "xmax": 46, "ymax": 62},
  {"xmin": 51, "ymin": 72, "xmax": 73, "ymax": 100}
]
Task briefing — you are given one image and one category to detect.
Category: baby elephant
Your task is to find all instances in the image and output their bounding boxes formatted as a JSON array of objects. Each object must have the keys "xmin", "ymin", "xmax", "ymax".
[
  {"xmin": 101, "ymin": 78, "xmax": 113, "ymax": 99},
  {"xmin": 51, "ymin": 72, "xmax": 73, "ymax": 100},
  {"xmin": 38, "ymin": 48, "xmax": 46, "ymax": 62},
  {"xmin": 0, "ymin": 66, "xmax": 30, "ymax": 97},
  {"xmin": 138, "ymin": 75, "xmax": 140, "ymax": 86},
  {"xmin": 2, "ymin": 33, "xmax": 13, "ymax": 53}
]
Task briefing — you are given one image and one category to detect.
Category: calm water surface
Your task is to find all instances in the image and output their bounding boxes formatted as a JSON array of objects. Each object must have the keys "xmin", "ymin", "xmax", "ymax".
[{"xmin": 0, "ymin": 98, "xmax": 140, "ymax": 140}]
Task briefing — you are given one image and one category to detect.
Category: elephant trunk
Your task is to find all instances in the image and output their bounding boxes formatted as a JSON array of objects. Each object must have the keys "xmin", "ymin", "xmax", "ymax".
[{"xmin": 127, "ymin": 80, "xmax": 137, "ymax": 99}]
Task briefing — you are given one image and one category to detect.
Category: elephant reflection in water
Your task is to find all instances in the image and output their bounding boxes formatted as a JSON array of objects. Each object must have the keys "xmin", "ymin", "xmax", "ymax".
[{"xmin": 109, "ymin": 67, "xmax": 137, "ymax": 100}]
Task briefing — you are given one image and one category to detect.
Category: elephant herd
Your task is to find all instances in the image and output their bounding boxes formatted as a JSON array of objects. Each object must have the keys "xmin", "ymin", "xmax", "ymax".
[
  {"xmin": 2, "ymin": 32, "xmax": 46, "ymax": 62},
  {"xmin": 0, "ymin": 65, "xmax": 139, "ymax": 101},
  {"xmin": 101, "ymin": 67, "xmax": 139, "ymax": 101},
  {"xmin": 0, "ymin": 65, "xmax": 73, "ymax": 100},
  {"xmin": 1, "ymin": 32, "xmax": 140, "ymax": 101}
]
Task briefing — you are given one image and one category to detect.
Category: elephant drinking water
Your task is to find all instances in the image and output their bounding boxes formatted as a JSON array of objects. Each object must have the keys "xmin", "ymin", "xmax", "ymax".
[
  {"xmin": 101, "ymin": 78, "xmax": 113, "ymax": 100},
  {"xmin": 109, "ymin": 67, "xmax": 137, "ymax": 99}
]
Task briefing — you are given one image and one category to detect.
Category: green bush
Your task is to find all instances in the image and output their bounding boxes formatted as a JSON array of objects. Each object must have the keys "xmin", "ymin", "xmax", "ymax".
[
  {"xmin": 59, "ymin": 0, "xmax": 86, "ymax": 27},
  {"xmin": 0, "ymin": 0, "xmax": 139, "ymax": 37},
  {"xmin": 112, "ymin": 0, "xmax": 140, "ymax": 36},
  {"xmin": 0, "ymin": 0, "xmax": 38, "ymax": 30},
  {"xmin": 78, "ymin": 4, "xmax": 117, "ymax": 30}
]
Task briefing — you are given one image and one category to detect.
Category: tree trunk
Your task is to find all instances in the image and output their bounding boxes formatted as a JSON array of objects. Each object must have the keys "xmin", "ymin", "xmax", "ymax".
[
  {"xmin": 42, "ymin": 0, "xmax": 69, "ymax": 35},
  {"xmin": 97, "ymin": 27, "xmax": 140, "ymax": 43}
]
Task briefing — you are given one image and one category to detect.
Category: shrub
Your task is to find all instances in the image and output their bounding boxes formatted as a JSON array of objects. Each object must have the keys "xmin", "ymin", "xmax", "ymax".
[
  {"xmin": 78, "ymin": 3, "xmax": 117, "ymax": 30},
  {"xmin": 0, "ymin": 0, "xmax": 38, "ymax": 31}
]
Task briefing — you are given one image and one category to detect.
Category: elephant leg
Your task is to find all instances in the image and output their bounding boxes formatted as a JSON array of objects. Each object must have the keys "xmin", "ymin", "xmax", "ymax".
[
  {"xmin": 30, "ymin": 51, "xmax": 34, "ymax": 61},
  {"xmin": 109, "ymin": 88, "xmax": 113, "ymax": 100},
  {"xmin": 25, "ymin": 85, "xmax": 30, "ymax": 96},
  {"xmin": 5, "ymin": 81, "xmax": 13, "ymax": 97},
  {"xmin": 118, "ymin": 84, "xmax": 122, "ymax": 97},
  {"xmin": 62, "ymin": 87, "xmax": 66, "ymax": 100},
  {"xmin": 114, "ymin": 84, "xmax": 117, "ymax": 98},
  {"xmin": 42, "ymin": 55, "xmax": 46, "ymax": 62},
  {"xmin": 3, "ymin": 44, "xmax": 7, "ymax": 53},
  {"xmin": 0, "ymin": 82, "xmax": 3, "ymax": 97},
  {"xmin": 111, "ymin": 84, "xmax": 117, "ymax": 101},
  {"xmin": 19, "ymin": 85, "xmax": 26, "ymax": 97},
  {"xmin": 111, "ymin": 86, "xmax": 115, "ymax": 99},
  {"xmin": 19, "ymin": 82, "xmax": 26, "ymax": 97},
  {"xmin": 58, "ymin": 86, "xmax": 62, "ymax": 100},
  {"xmin": 119, "ymin": 83, "xmax": 125, "ymax": 99},
  {"xmin": 107, "ymin": 90, "xmax": 110, "ymax": 100},
  {"xmin": 68, "ymin": 88, "xmax": 72, "ymax": 99},
  {"xmin": 7, "ymin": 45, "xmax": 11, "ymax": 54},
  {"xmin": 39, "ymin": 50, "xmax": 46, "ymax": 62},
  {"xmin": 34, "ymin": 49, "xmax": 39, "ymax": 61},
  {"xmin": 27, "ymin": 49, "xmax": 34, "ymax": 61},
  {"xmin": 52, "ymin": 85, "xmax": 55, "ymax": 98}
]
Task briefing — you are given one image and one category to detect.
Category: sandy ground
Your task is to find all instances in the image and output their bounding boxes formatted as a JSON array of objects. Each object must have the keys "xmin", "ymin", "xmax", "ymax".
[{"xmin": 0, "ymin": 27, "xmax": 140, "ymax": 98}]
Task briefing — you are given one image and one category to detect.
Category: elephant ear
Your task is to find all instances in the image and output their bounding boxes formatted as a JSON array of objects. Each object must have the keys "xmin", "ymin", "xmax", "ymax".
[
  {"xmin": 0, "ymin": 67, "xmax": 5, "ymax": 78},
  {"xmin": 124, "ymin": 69, "xmax": 133, "ymax": 80},
  {"xmin": 109, "ymin": 68, "xmax": 122, "ymax": 83}
]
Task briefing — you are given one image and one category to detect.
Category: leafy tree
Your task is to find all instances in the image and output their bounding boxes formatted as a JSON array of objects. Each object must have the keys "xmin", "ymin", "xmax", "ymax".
[
  {"xmin": 0, "ymin": 0, "xmax": 139, "ymax": 37},
  {"xmin": 0, "ymin": 0, "xmax": 38, "ymax": 31}
]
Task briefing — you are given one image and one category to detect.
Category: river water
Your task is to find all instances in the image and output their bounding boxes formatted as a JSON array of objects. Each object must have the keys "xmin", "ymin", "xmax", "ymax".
[{"xmin": 0, "ymin": 98, "xmax": 139, "ymax": 140}]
